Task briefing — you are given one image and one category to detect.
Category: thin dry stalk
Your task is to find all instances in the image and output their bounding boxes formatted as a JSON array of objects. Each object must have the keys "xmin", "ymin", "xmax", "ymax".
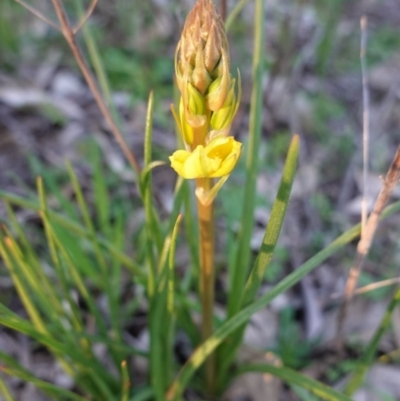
[
  {"xmin": 360, "ymin": 16, "xmax": 369, "ymax": 233},
  {"xmin": 331, "ymin": 277, "xmax": 400, "ymax": 300},
  {"xmin": 337, "ymin": 16, "xmax": 400, "ymax": 343},
  {"xmin": 73, "ymin": 0, "xmax": 99, "ymax": 34},
  {"xmin": 14, "ymin": 0, "xmax": 141, "ymax": 175},
  {"xmin": 14, "ymin": 0, "xmax": 60, "ymax": 31},
  {"xmin": 337, "ymin": 145, "xmax": 400, "ymax": 340}
]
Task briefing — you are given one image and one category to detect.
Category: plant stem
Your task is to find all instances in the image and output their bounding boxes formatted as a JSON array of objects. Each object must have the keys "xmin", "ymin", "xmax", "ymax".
[{"xmin": 196, "ymin": 177, "xmax": 216, "ymax": 394}]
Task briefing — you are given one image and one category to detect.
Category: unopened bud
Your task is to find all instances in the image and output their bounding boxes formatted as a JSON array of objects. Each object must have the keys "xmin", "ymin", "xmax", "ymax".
[{"xmin": 176, "ymin": 0, "xmax": 230, "ymax": 100}]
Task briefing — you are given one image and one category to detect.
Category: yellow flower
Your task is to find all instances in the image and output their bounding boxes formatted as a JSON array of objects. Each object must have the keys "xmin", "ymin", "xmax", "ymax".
[{"xmin": 169, "ymin": 136, "xmax": 242, "ymax": 179}]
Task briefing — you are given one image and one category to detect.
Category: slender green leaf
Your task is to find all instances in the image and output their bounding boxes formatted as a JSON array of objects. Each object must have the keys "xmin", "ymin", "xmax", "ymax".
[
  {"xmin": 121, "ymin": 361, "xmax": 130, "ymax": 401},
  {"xmin": 0, "ymin": 374, "xmax": 16, "ymax": 401},
  {"xmin": 37, "ymin": 177, "xmax": 85, "ymax": 334},
  {"xmin": 243, "ymin": 135, "xmax": 299, "ymax": 305},
  {"xmin": 141, "ymin": 91, "xmax": 157, "ymax": 297},
  {"xmin": 91, "ymin": 141, "xmax": 111, "ymax": 235}
]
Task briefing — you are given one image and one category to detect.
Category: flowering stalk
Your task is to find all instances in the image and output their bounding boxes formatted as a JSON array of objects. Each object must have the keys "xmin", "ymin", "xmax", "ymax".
[{"xmin": 169, "ymin": 0, "xmax": 241, "ymax": 392}]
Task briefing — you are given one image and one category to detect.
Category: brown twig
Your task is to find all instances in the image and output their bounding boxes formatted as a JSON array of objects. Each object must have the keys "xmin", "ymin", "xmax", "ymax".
[
  {"xmin": 14, "ymin": 0, "xmax": 61, "ymax": 31},
  {"xmin": 72, "ymin": 0, "xmax": 99, "ymax": 34},
  {"xmin": 337, "ymin": 145, "xmax": 400, "ymax": 341},
  {"xmin": 14, "ymin": 0, "xmax": 141, "ymax": 176}
]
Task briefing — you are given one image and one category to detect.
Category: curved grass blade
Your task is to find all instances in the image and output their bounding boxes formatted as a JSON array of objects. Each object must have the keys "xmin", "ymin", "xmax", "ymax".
[
  {"xmin": 0, "ymin": 374, "xmax": 16, "ymax": 401},
  {"xmin": 237, "ymin": 364, "xmax": 353, "ymax": 401},
  {"xmin": 0, "ymin": 306, "xmax": 117, "ymax": 399},
  {"xmin": 0, "ymin": 354, "xmax": 87, "ymax": 401}
]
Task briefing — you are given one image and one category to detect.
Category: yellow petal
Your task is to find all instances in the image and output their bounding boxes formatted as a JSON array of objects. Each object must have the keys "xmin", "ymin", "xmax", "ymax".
[
  {"xmin": 182, "ymin": 145, "xmax": 220, "ymax": 178},
  {"xmin": 170, "ymin": 136, "xmax": 242, "ymax": 179},
  {"xmin": 205, "ymin": 136, "xmax": 242, "ymax": 178},
  {"xmin": 169, "ymin": 150, "xmax": 191, "ymax": 177}
]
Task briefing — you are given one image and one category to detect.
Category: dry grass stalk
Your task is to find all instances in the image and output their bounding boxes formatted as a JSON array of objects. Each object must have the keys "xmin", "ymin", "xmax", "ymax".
[
  {"xmin": 13, "ymin": 0, "xmax": 141, "ymax": 175},
  {"xmin": 337, "ymin": 145, "xmax": 400, "ymax": 341}
]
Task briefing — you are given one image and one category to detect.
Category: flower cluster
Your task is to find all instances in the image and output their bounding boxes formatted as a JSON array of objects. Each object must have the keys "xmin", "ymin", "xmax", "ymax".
[{"xmin": 169, "ymin": 0, "xmax": 242, "ymax": 186}]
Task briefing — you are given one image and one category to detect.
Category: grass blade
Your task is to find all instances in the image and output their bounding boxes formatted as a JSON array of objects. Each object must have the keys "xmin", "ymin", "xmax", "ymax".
[
  {"xmin": 243, "ymin": 134, "xmax": 299, "ymax": 305},
  {"xmin": 0, "ymin": 352, "xmax": 87, "ymax": 401},
  {"xmin": 227, "ymin": 0, "xmax": 265, "ymax": 319},
  {"xmin": 0, "ymin": 374, "xmax": 16, "ymax": 401},
  {"xmin": 237, "ymin": 364, "xmax": 353, "ymax": 401},
  {"xmin": 121, "ymin": 361, "xmax": 130, "ymax": 401}
]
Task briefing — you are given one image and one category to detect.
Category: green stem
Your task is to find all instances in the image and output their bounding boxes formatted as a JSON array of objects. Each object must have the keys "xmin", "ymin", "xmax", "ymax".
[{"xmin": 196, "ymin": 177, "xmax": 216, "ymax": 395}]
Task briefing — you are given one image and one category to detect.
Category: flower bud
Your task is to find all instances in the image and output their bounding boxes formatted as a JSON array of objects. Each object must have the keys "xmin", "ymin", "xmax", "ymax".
[
  {"xmin": 176, "ymin": 0, "xmax": 228, "ymax": 97},
  {"xmin": 209, "ymin": 73, "xmax": 241, "ymax": 137}
]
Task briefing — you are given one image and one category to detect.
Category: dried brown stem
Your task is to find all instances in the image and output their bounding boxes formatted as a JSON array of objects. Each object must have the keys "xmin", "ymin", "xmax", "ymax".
[
  {"xmin": 14, "ymin": 0, "xmax": 60, "ymax": 31},
  {"xmin": 73, "ymin": 0, "xmax": 99, "ymax": 34},
  {"xmin": 337, "ymin": 145, "xmax": 400, "ymax": 341}
]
